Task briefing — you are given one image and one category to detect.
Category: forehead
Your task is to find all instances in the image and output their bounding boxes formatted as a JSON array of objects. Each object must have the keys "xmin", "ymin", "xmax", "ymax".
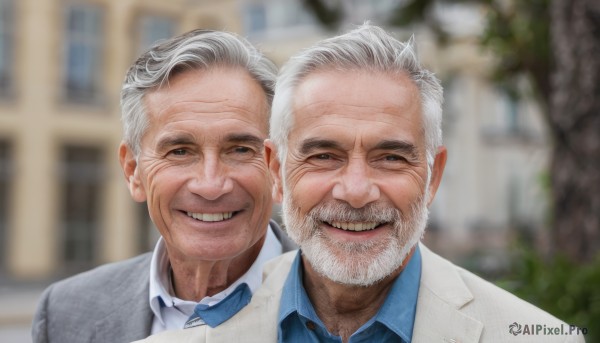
[
  {"xmin": 144, "ymin": 66, "xmax": 269, "ymax": 131},
  {"xmin": 289, "ymin": 69, "xmax": 424, "ymax": 145}
]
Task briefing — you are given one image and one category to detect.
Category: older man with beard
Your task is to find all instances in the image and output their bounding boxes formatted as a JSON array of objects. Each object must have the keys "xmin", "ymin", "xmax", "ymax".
[{"xmin": 135, "ymin": 24, "xmax": 585, "ymax": 343}]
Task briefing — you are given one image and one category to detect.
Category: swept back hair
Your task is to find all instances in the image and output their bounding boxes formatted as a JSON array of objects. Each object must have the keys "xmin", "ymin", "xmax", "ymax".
[
  {"xmin": 121, "ymin": 29, "xmax": 277, "ymax": 156},
  {"xmin": 270, "ymin": 24, "xmax": 443, "ymax": 167}
]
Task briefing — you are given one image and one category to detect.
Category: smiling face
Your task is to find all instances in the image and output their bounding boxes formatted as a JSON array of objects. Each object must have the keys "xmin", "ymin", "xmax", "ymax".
[
  {"xmin": 120, "ymin": 67, "xmax": 273, "ymax": 264},
  {"xmin": 267, "ymin": 69, "xmax": 446, "ymax": 286}
]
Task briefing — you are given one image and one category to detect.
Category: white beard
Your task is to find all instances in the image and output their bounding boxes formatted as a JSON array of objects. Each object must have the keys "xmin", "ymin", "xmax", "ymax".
[{"xmin": 281, "ymin": 189, "xmax": 430, "ymax": 287}]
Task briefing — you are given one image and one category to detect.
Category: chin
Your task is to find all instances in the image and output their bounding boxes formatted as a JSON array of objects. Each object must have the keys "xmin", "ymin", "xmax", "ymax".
[
  {"xmin": 301, "ymin": 229, "xmax": 421, "ymax": 286},
  {"xmin": 282, "ymin": 191, "xmax": 430, "ymax": 287}
]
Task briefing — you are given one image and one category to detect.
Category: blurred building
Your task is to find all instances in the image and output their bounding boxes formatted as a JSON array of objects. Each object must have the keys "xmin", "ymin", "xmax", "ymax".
[
  {"xmin": 0, "ymin": 0, "xmax": 550, "ymax": 284},
  {"xmin": 0, "ymin": 0, "xmax": 245, "ymax": 281}
]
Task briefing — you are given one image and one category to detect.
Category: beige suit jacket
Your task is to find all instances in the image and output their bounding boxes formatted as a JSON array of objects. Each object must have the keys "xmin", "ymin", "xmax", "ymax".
[{"xmin": 134, "ymin": 244, "xmax": 586, "ymax": 343}]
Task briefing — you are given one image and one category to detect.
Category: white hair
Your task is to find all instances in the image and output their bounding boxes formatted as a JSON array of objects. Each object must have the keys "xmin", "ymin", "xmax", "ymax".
[
  {"xmin": 121, "ymin": 29, "xmax": 277, "ymax": 156},
  {"xmin": 270, "ymin": 24, "xmax": 443, "ymax": 168}
]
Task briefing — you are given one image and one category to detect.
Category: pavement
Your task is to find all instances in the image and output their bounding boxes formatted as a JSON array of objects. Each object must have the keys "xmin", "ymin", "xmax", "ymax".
[{"xmin": 0, "ymin": 284, "xmax": 46, "ymax": 343}]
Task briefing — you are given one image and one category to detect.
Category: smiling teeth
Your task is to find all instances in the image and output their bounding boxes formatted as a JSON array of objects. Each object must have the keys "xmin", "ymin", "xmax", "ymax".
[
  {"xmin": 330, "ymin": 221, "xmax": 378, "ymax": 231},
  {"xmin": 187, "ymin": 212, "xmax": 233, "ymax": 222}
]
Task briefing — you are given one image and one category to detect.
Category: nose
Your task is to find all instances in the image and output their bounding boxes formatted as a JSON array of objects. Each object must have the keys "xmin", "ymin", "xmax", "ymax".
[
  {"xmin": 188, "ymin": 154, "xmax": 234, "ymax": 200},
  {"xmin": 332, "ymin": 157, "xmax": 380, "ymax": 208}
]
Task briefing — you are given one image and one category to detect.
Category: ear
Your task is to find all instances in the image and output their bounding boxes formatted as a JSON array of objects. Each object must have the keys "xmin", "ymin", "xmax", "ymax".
[
  {"xmin": 426, "ymin": 146, "xmax": 447, "ymax": 207},
  {"xmin": 119, "ymin": 141, "xmax": 147, "ymax": 202},
  {"xmin": 264, "ymin": 139, "xmax": 283, "ymax": 203}
]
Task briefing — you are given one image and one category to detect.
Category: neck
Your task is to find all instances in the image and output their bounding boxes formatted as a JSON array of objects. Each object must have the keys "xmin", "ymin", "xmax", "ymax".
[
  {"xmin": 302, "ymin": 247, "xmax": 415, "ymax": 342},
  {"xmin": 167, "ymin": 235, "xmax": 265, "ymax": 301}
]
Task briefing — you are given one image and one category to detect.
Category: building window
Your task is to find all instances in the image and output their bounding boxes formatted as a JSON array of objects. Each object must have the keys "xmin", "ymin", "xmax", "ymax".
[
  {"xmin": 137, "ymin": 14, "xmax": 175, "ymax": 54},
  {"xmin": 63, "ymin": 4, "xmax": 104, "ymax": 104},
  {"xmin": 0, "ymin": 141, "xmax": 12, "ymax": 269},
  {"xmin": 245, "ymin": 3, "xmax": 267, "ymax": 33},
  {"xmin": 242, "ymin": 0, "xmax": 316, "ymax": 37},
  {"xmin": 0, "ymin": 0, "xmax": 14, "ymax": 97},
  {"xmin": 480, "ymin": 88, "xmax": 537, "ymax": 144},
  {"xmin": 59, "ymin": 146, "xmax": 104, "ymax": 271}
]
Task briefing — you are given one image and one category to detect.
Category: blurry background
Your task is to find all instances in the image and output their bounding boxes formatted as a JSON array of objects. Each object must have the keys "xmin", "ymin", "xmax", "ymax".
[{"xmin": 0, "ymin": 0, "xmax": 598, "ymax": 342}]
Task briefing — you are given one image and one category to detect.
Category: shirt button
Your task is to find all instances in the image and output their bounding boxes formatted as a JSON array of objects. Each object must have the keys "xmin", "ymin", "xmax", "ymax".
[{"xmin": 305, "ymin": 321, "xmax": 316, "ymax": 330}]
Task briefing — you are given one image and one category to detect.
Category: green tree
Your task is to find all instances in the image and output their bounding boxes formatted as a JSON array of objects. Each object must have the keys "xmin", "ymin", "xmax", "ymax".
[{"xmin": 303, "ymin": 0, "xmax": 600, "ymax": 263}]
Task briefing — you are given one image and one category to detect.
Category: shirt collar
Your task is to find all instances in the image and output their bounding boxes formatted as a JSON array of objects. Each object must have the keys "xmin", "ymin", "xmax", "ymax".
[
  {"xmin": 278, "ymin": 245, "xmax": 422, "ymax": 342},
  {"xmin": 278, "ymin": 251, "xmax": 320, "ymax": 325},
  {"xmin": 149, "ymin": 223, "xmax": 282, "ymax": 325},
  {"xmin": 374, "ymin": 244, "xmax": 421, "ymax": 342}
]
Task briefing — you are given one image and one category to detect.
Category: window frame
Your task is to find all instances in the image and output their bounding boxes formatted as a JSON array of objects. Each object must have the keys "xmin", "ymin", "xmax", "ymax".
[
  {"xmin": 62, "ymin": 3, "xmax": 105, "ymax": 105},
  {"xmin": 0, "ymin": 0, "xmax": 15, "ymax": 98}
]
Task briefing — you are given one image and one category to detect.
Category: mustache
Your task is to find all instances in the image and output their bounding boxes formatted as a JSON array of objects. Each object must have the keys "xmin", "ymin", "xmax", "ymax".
[{"xmin": 307, "ymin": 201, "xmax": 401, "ymax": 223}]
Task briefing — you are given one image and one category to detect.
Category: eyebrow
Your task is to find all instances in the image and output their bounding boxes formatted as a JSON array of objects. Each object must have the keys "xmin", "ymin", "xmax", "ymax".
[
  {"xmin": 224, "ymin": 133, "xmax": 264, "ymax": 147},
  {"xmin": 299, "ymin": 138, "xmax": 420, "ymax": 158},
  {"xmin": 156, "ymin": 135, "xmax": 195, "ymax": 151},
  {"xmin": 156, "ymin": 133, "xmax": 264, "ymax": 151},
  {"xmin": 299, "ymin": 138, "xmax": 344, "ymax": 155}
]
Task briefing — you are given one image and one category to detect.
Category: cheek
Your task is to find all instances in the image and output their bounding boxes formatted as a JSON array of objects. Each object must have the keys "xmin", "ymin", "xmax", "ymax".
[
  {"xmin": 381, "ymin": 176, "xmax": 427, "ymax": 209},
  {"xmin": 232, "ymin": 166, "xmax": 273, "ymax": 214},
  {"xmin": 285, "ymin": 169, "xmax": 333, "ymax": 213},
  {"xmin": 284, "ymin": 160, "xmax": 318, "ymax": 190},
  {"xmin": 143, "ymin": 163, "xmax": 187, "ymax": 202},
  {"xmin": 237, "ymin": 160, "xmax": 272, "ymax": 191}
]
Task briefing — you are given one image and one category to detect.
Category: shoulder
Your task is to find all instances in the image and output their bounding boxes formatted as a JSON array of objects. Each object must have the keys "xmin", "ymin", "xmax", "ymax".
[
  {"xmin": 43, "ymin": 253, "xmax": 152, "ymax": 298},
  {"xmin": 455, "ymin": 264, "xmax": 583, "ymax": 341},
  {"xmin": 419, "ymin": 245, "xmax": 584, "ymax": 342},
  {"xmin": 32, "ymin": 253, "xmax": 153, "ymax": 341},
  {"xmin": 35, "ymin": 253, "xmax": 152, "ymax": 317},
  {"xmin": 456, "ymin": 263, "xmax": 563, "ymax": 321}
]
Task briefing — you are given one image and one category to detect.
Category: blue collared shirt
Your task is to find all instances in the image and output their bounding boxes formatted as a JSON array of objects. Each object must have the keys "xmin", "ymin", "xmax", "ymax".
[
  {"xmin": 148, "ymin": 224, "xmax": 282, "ymax": 334},
  {"xmin": 278, "ymin": 246, "xmax": 422, "ymax": 343}
]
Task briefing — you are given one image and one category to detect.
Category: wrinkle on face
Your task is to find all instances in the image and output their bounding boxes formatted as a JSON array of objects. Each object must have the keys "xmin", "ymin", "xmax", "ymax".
[
  {"xmin": 285, "ymin": 120, "xmax": 429, "ymax": 205},
  {"xmin": 130, "ymin": 66, "xmax": 273, "ymax": 271},
  {"xmin": 282, "ymin": 68, "xmax": 430, "ymax": 228}
]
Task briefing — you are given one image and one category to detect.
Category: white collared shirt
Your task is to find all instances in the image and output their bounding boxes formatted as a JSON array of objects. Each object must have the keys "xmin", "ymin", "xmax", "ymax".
[{"xmin": 148, "ymin": 224, "xmax": 282, "ymax": 334}]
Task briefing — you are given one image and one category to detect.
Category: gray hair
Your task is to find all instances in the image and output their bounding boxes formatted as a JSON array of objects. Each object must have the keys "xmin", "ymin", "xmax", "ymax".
[
  {"xmin": 121, "ymin": 29, "xmax": 278, "ymax": 156},
  {"xmin": 271, "ymin": 24, "xmax": 443, "ymax": 167}
]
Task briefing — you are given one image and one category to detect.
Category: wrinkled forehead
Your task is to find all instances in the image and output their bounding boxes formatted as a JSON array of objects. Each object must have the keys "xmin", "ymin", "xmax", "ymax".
[
  {"xmin": 289, "ymin": 69, "xmax": 424, "ymax": 143},
  {"xmin": 145, "ymin": 67, "xmax": 270, "ymax": 126}
]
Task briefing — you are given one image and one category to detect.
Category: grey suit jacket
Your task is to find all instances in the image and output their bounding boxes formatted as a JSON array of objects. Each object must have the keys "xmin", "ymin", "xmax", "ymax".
[{"xmin": 31, "ymin": 220, "xmax": 296, "ymax": 343}]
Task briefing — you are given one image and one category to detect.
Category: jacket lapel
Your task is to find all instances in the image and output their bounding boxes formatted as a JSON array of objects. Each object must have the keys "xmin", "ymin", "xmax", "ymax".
[
  {"xmin": 206, "ymin": 251, "xmax": 297, "ymax": 343},
  {"xmin": 94, "ymin": 255, "xmax": 154, "ymax": 343},
  {"xmin": 413, "ymin": 244, "xmax": 483, "ymax": 343}
]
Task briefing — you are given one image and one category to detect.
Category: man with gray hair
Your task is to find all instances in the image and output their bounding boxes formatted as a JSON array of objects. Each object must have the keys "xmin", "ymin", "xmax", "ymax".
[
  {"xmin": 31, "ymin": 29, "xmax": 295, "ymax": 343},
  {"xmin": 135, "ymin": 24, "xmax": 585, "ymax": 343}
]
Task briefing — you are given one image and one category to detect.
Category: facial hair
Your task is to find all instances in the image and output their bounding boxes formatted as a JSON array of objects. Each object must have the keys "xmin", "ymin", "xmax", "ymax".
[{"xmin": 281, "ymin": 191, "xmax": 429, "ymax": 287}]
